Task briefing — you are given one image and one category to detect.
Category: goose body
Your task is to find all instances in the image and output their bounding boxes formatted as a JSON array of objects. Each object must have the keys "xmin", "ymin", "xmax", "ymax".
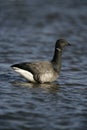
[{"xmin": 12, "ymin": 61, "xmax": 58, "ymax": 83}]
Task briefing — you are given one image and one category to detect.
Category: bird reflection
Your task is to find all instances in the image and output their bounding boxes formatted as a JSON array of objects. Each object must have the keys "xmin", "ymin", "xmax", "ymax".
[{"xmin": 11, "ymin": 81, "xmax": 60, "ymax": 92}]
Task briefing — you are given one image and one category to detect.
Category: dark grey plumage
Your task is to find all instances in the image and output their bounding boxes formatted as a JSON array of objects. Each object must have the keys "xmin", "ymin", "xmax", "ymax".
[{"xmin": 11, "ymin": 39, "xmax": 70, "ymax": 83}]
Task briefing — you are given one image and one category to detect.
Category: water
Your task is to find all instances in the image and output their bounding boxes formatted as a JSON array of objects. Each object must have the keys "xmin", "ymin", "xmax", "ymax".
[{"xmin": 0, "ymin": 0, "xmax": 87, "ymax": 130}]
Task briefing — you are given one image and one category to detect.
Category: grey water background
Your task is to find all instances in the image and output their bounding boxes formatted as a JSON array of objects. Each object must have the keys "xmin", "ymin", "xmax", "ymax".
[{"xmin": 0, "ymin": 0, "xmax": 87, "ymax": 130}]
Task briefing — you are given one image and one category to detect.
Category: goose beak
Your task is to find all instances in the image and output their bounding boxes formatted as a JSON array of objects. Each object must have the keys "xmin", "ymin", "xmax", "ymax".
[{"xmin": 68, "ymin": 42, "xmax": 71, "ymax": 46}]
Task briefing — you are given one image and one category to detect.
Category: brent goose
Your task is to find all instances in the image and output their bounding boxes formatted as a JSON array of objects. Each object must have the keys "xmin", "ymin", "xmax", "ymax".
[{"xmin": 11, "ymin": 39, "xmax": 70, "ymax": 83}]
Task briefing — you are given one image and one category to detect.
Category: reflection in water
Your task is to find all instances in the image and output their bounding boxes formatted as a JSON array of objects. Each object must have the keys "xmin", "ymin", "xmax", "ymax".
[{"xmin": 11, "ymin": 81, "xmax": 60, "ymax": 92}]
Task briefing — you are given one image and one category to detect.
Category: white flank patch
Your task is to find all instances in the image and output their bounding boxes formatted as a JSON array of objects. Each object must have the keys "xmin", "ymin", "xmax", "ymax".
[{"xmin": 12, "ymin": 67, "xmax": 36, "ymax": 82}]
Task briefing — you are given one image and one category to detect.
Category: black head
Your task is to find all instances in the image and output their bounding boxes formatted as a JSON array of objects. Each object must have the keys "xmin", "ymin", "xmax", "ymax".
[{"xmin": 55, "ymin": 39, "xmax": 71, "ymax": 50}]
